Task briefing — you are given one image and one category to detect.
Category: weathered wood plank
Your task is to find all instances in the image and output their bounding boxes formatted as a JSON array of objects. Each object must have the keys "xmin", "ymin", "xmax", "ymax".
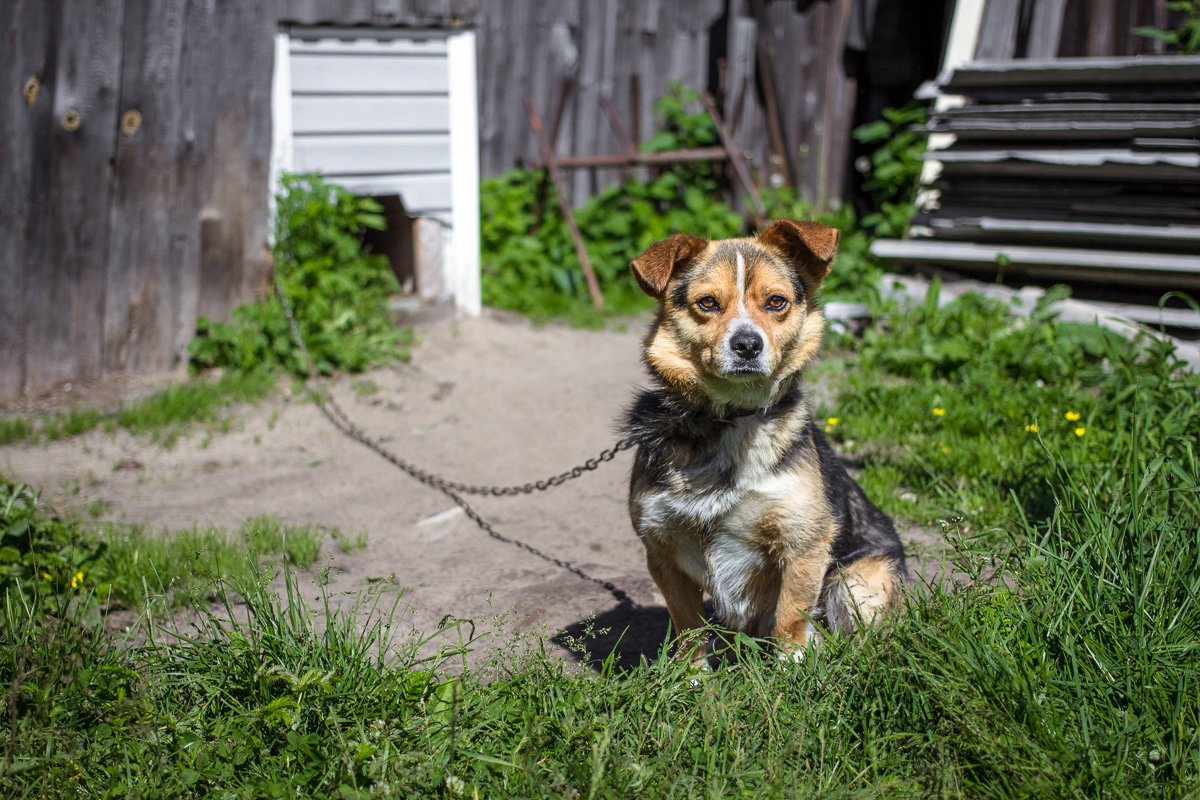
[
  {"xmin": 0, "ymin": 0, "xmax": 52, "ymax": 395},
  {"xmin": 104, "ymin": 0, "xmax": 188, "ymax": 373},
  {"xmin": 182, "ymin": 1, "xmax": 275, "ymax": 338},
  {"xmin": 974, "ymin": 0, "xmax": 1022, "ymax": 60},
  {"xmin": 871, "ymin": 239, "xmax": 1200, "ymax": 290},
  {"xmin": 20, "ymin": 0, "xmax": 124, "ymax": 393},
  {"xmin": 1027, "ymin": 0, "xmax": 1069, "ymax": 58},
  {"xmin": 1085, "ymin": 0, "xmax": 1117, "ymax": 56}
]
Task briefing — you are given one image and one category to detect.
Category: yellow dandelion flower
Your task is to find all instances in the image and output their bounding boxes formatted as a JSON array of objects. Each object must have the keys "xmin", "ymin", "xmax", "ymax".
[
  {"xmin": 1065, "ymin": 411, "xmax": 1081, "ymax": 421},
  {"xmin": 1025, "ymin": 424, "xmax": 1039, "ymax": 433},
  {"xmin": 71, "ymin": 571, "xmax": 83, "ymax": 589},
  {"xmin": 933, "ymin": 407, "xmax": 946, "ymax": 417},
  {"xmin": 824, "ymin": 425, "xmax": 832, "ymax": 433},
  {"xmin": 41, "ymin": 572, "xmax": 50, "ymax": 580},
  {"xmin": 826, "ymin": 417, "xmax": 839, "ymax": 426},
  {"xmin": 1075, "ymin": 427, "xmax": 1086, "ymax": 437}
]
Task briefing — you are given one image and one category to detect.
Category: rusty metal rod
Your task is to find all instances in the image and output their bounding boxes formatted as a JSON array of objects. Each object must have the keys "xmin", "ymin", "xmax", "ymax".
[
  {"xmin": 530, "ymin": 146, "xmax": 730, "ymax": 170},
  {"xmin": 601, "ymin": 94, "xmax": 637, "ymax": 155},
  {"xmin": 702, "ymin": 92, "xmax": 767, "ymax": 220},
  {"xmin": 525, "ymin": 95, "xmax": 605, "ymax": 310}
]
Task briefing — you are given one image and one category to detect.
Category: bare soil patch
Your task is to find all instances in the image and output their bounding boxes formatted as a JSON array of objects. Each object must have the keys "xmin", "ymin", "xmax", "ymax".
[{"xmin": 1, "ymin": 311, "xmax": 945, "ymax": 666}]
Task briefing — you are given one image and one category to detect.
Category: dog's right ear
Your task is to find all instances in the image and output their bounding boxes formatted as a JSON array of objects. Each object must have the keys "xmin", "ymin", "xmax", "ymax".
[{"xmin": 630, "ymin": 233, "xmax": 708, "ymax": 298}]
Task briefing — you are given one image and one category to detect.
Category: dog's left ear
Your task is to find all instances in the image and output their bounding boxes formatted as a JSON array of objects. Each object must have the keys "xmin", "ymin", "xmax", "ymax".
[
  {"xmin": 757, "ymin": 219, "xmax": 840, "ymax": 292},
  {"xmin": 630, "ymin": 233, "xmax": 709, "ymax": 298}
]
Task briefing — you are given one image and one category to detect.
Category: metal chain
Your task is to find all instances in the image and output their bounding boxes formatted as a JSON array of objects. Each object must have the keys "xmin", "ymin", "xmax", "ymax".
[{"xmin": 273, "ymin": 281, "xmax": 639, "ymax": 608}]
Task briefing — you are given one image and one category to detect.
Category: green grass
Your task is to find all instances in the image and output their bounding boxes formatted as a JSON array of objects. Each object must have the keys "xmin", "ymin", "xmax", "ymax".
[
  {"xmin": 332, "ymin": 527, "xmax": 370, "ymax": 554},
  {"xmin": 0, "ymin": 481, "xmax": 329, "ymax": 619},
  {"xmin": 0, "ymin": 368, "xmax": 276, "ymax": 447},
  {"xmin": 89, "ymin": 514, "xmax": 326, "ymax": 611},
  {"xmin": 814, "ymin": 281, "xmax": 1189, "ymax": 537},
  {"xmin": 3, "ymin": 290, "xmax": 1199, "ymax": 797}
]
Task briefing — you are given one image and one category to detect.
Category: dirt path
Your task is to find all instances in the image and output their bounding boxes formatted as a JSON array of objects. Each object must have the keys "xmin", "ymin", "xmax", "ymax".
[{"xmin": 2, "ymin": 311, "xmax": 944, "ymax": 668}]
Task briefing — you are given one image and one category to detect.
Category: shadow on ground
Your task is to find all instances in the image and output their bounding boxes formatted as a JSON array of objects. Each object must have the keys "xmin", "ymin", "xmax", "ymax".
[
  {"xmin": 554, "ymin": 603, "xmax": 672, "ymax": 672},
  {"xmin": 554, "ymin": 600, "xmax": 725, "ymax": 672}
]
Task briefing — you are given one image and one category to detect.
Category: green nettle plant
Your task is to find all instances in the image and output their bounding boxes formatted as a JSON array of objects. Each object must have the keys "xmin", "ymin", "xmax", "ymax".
[
  {"xmin": 851, "ymin": 103, "xmax": 929, "ymax": 238},
  {"xmin": 480, "ymin": 167, "xmax": 744, "ymax": 324},
  {"xmin": 0, "ymin": 478, "xmax": 105, "ymax": 624},
  {"xmin": 1135, "ymin": 1, "xmax": 1200, "ymax": 53},
  {"xmin": 479, "ymin": 84, "xmax": 902, "ymax": 324},
  {"xmin": 640, "ymin": 82, "xmax": 725, "ymax": 196},
  {"xmin": 188, "ymin": 174, "xmax": 410, "ymax": 377}
]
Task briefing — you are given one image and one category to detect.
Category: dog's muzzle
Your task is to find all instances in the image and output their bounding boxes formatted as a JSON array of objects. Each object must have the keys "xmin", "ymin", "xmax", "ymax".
[{"xmin": 720, "ymin": 326, "xmax": 768, "ymax": 376}]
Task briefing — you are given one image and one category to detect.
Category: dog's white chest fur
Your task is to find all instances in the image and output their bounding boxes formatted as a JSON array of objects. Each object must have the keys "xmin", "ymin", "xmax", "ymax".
[{"xmin": 635, "ymin": 418, "xmax": 804, "ymax": 632}]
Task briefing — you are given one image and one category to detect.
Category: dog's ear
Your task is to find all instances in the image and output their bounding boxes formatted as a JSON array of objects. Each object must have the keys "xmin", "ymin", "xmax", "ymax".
[
  {"xmin": 630, "ymin": 233, "xmax": 708, "ymax": 298},
  {"xmin": 757, "ymin": 219, "xmax": 840, "ymax": 292}
]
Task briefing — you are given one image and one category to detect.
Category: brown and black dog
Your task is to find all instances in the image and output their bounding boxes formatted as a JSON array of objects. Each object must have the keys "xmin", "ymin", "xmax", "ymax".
[{"xmin": 622, "ymin": 219, "xmax": 905, "ymax": 662}]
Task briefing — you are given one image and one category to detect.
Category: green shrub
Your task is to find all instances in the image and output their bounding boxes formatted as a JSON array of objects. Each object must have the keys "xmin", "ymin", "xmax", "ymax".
[
  {"xmin": 1135, "ymin": 1, "xmax": 1200, "ymax": 53},
  {"xmin": 851, "ymin": 103, "xmax": 928, "ymax": 238},
  {"xmin": 189, "ymin": 174, "xmax": 411, "ymax": 376},
  {"xmin": 480, "ymin": 168, "xmax": 743, "ymax": 325},
  {"xmin": 481, "ymin": 84, "xmax": 746, "ymax": 326},
  {"xmin": 480, "ymin": 83, "xmax": 903, "ymax": 325},
  {"xmin": 0, "ymin": 478, "xmax": 104, "ymax": 624}
]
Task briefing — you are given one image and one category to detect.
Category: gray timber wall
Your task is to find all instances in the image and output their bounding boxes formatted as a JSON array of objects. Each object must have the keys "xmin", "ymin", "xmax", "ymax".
[
  {"xmin": 974, "ymin": 0, "xmax": 1188, "ymax": 60},
  {"xmin": 1, "ymin": 0, "xmax": 475, "ymax": 398},
  {"xmin": 2, "ymin": 0, "xmax": 277, "ymax": 397},
  {"xmin": 474, "ymin": 0, "xmax": 865, "ymax": 210}
]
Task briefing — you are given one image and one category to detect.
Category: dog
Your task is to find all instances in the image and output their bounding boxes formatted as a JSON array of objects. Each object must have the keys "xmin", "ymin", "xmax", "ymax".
[{"xmin": 622, "ymin": 219, "xmax": 906, "ymax": 662}]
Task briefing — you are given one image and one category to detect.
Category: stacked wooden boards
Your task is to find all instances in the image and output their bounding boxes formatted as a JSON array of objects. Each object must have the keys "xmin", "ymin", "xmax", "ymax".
[{"xmin": 873, "ymin": 56, "xmax": 1200, "ymax": 327}]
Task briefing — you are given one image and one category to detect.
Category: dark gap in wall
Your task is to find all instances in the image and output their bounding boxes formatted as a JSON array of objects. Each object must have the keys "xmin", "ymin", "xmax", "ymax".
[{"xmin": 361, "ymin": 195, "xmax": 417, "ymax": 294}]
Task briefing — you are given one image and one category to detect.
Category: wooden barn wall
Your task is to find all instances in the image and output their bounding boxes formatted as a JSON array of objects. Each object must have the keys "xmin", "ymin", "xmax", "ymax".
[
  {"xmin": 474, "ymin": 0, "xmax": 860, "ymax": 210},
  {"xmin": 975, "ymin": 0, "xmax": 1180, "ymax": 59},
  {"xmin": 279, "ymin": 0, "xmax": 479, "ymax": 27},
  {"xmin": 1, "ymin": 0, "xmax": 276, "ymax": 397}
]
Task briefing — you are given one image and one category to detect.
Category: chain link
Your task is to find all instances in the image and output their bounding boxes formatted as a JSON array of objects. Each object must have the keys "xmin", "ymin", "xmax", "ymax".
[{"xmin": 273, "ymin": 281, "xmax": 639, "ymax": 608}]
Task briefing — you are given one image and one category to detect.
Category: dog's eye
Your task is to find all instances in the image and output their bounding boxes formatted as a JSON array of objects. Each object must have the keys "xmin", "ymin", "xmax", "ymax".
[
  {"xmin": 696, "ymin": 296, "xmax": 720, "ymax": 313},
  {"xmin": 765, "ymin": 294, "xmax": 789, "ymax": 311}
]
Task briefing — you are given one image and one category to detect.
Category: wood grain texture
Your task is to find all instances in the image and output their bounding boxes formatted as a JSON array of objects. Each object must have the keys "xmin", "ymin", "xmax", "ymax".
[
  {"xmin": 104, "ymin": 0, "xmax": 274, "ymax": 374},
  {"xmin": 1028, "ymin": 0, "xmax": 1069, "ymax": 57},
  {"xmin": 975, "ymin": 0, "xmax": 1022, "ymax": 59},
  {"xmin": 103, "ymin": 0, "xmax": 187, "ymax": 373},
  {"xmin": 0, "ymin": 0, "xmax": 52, "ymax": 395},
  {"xmin": 475, "ymin": 0, "xmax": 725, "ymax": 199},
  {"xmin": 7, "ymin": 0, "xmax": 124, "ymax": 393}
]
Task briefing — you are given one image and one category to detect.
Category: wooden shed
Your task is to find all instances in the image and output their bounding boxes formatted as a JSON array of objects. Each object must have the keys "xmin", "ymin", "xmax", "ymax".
[{"xmin": 1, "ymin": 0, "xmax": 480, "ymax": 399}]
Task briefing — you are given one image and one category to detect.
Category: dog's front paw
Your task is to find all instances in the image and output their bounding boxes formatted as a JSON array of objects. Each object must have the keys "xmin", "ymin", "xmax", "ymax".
[
  {"xmin": 777, "ymin": 647, "xmax": 806, "ymax": 666},
  {"xmin": 687, "ymin": 659, "xmax": 713, "ymax": 687}
]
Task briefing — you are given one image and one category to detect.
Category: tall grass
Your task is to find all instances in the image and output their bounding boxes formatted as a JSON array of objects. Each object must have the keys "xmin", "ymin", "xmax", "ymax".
[{"xmin": 2, "ymin": 293, "xmax": 1198, "ymax": 797}]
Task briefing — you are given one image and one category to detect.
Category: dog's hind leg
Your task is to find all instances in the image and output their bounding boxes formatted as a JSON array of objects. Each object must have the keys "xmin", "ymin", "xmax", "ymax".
[{"xmin": 820, "ymin": 555, "xmax": 903, "ymax": 635}]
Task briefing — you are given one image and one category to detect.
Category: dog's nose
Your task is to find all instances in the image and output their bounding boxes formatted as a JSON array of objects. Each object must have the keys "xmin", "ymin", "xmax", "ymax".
[{"xmin": 730, "ymin": 329, "xmax": 763, "ymax": 360}]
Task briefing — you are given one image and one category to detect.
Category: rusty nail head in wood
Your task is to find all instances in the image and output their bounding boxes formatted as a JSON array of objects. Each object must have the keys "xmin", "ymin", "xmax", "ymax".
[
  {"xmin": 23, "ymin": 76, "xmax": 39, "ymax": 106},
  {"xmin": 121, "ymin": 109, "xmax": 142, "ymax": 136},
  {"xmin": 61, "ymin": 109, "xmax": 81, "ymax": 132}
]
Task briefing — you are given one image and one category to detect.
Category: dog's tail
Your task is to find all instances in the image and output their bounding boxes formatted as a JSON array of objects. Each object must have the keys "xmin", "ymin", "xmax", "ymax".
[{"xmin": 819, "ymin": 555, "xmax": 904, "ymax": 634}]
